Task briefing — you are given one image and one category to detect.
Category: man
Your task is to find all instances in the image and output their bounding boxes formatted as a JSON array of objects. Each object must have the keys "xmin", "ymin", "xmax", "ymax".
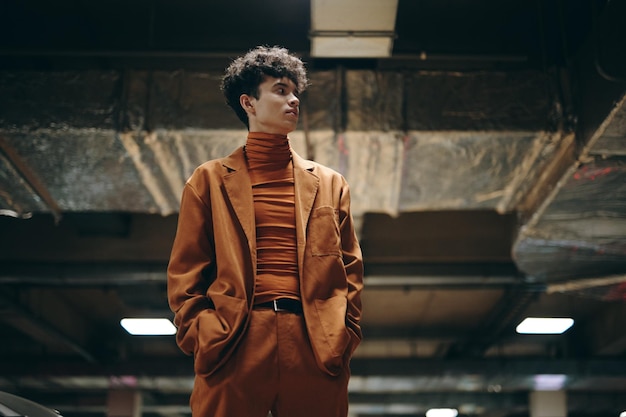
[{"xmin": 167, "ymin": 45, "xmax": 363, "ymax": 417}]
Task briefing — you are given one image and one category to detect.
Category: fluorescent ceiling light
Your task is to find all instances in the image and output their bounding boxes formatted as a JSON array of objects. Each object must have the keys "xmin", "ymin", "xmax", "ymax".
[
  {"xmin": 311, "ymin": 36, "xmax": 393, "ymax": 58},
  {"xmin": 516, "ymin": 317, "xmax": 574, "ymax": 334},
  {"xmin": 120, "ymin": 318, "xmax": 176, "ymax": 336},
  {"xmin": 426, "ymin": 409, "xmax": 459, "ymax": 417},
  {"xmin": 620, "ymin": 411, "xmax": 626, "ymax": 417},
  {"xmin": 534, "ymin": 374, "xmax": 567, "ymax": 390},
  {"xmin": 349, "ymin": 404, "xmax": 423, "ymax": 414}
]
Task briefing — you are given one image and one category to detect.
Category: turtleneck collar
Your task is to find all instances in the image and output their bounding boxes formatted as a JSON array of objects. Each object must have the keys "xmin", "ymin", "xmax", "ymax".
[{"xmin": 245, "ymin": 132, "xmax": 292, "ymax": 164}]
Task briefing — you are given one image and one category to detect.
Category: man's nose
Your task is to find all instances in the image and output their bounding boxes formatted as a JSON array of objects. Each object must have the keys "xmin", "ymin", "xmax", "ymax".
[{"xmin": 289, "ymin": 94, "xmax": 299, "ymax": 106}]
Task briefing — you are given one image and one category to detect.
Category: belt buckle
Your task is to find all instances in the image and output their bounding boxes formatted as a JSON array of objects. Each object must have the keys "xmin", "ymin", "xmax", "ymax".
[{"xmin": 272, "ymin": 299, "xmax": 287, "ymax": 312}]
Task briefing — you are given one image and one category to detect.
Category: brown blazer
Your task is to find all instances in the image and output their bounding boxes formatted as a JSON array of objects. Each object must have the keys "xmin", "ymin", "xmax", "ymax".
[{"xmin": 167, "ymin": 146, "xmax": 363, "ymax": 377}]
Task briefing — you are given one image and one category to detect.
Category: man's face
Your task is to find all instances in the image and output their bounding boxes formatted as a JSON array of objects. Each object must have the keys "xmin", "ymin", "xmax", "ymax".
[{"xmin": 241, "ymin": 76, "xmax": 300, "ymax": 135}]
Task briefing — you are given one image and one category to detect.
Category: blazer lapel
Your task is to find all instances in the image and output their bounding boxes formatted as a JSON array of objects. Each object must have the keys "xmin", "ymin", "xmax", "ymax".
[
  {"xmin": 222, "ymin": 147, "xmax": 256, "ymax": 248},
  {"xmin": 220, "ymin": 147, "xmax": 318, "ymax": 278},
  {"xmin": 292, "ymin": 151, "xmax": 319, "ymax": 274}
]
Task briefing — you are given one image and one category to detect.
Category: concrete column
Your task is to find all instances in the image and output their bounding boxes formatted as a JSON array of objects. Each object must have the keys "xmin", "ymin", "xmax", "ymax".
[
  {"xmin": 107, "ymin": 389, "xmax": 142, "ymax": 417},
  {"xmin": 529, "ymin": 391, "xmax": 567, "ymax": 417}
]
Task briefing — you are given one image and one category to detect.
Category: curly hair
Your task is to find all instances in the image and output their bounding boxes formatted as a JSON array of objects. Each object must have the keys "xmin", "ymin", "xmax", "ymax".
[{"xmin": 221, "ymin": 46, "xmax": 309, "ymax": 128}]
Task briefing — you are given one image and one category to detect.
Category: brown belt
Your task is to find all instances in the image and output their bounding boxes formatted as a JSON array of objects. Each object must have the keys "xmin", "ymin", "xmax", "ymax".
[{"xmin": 254, "ymin": 298, "xmax": 303, "ymax": 314}]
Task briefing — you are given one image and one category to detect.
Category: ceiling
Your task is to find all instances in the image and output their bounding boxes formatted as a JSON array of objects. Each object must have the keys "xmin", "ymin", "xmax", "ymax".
[{"xmin": 1, "ymin": 0, "xmax": 625, "ymax": 416}]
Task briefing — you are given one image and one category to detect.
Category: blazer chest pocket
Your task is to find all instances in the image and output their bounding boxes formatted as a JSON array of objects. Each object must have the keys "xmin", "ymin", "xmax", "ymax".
[{"xmin": 309, "ymin": 206, "xmax": 341, "ymax": 257}]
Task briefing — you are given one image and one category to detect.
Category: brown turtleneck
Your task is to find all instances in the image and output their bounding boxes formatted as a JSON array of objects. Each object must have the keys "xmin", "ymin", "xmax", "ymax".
[{"xmin": 245, "ymin": 132, "xmax": 300, "ymax": 304}]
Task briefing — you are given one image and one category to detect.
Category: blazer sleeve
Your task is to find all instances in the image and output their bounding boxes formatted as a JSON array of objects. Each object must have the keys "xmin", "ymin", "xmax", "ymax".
[
  {"xmin": 339, "ymin": 178, "xmax": 364, "ymax": 353},
  {"xmin": 167, "ymin": 181, "xmax": 215, "ymax": 356}
]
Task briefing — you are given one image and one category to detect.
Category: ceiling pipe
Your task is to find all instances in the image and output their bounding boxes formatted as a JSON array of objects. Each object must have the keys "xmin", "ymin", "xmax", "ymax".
[
  {"xmin": 0, "ymin": 292, "xmax": 97, "ymax": 363},
  {"xmin": 0, "ymin": 135, "xmax": 62, "ymax": 223}
]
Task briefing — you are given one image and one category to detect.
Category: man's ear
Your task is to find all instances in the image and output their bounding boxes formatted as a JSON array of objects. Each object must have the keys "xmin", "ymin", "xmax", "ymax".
[{"xmin": 239, "ymin": 94, "xmax": 255, "ymax": 115}]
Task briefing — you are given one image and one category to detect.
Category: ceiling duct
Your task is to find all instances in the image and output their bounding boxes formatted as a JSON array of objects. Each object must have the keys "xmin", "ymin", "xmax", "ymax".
[{"xmin": 310, "ymin": 0, "xmax": 399, "ymax": 57}]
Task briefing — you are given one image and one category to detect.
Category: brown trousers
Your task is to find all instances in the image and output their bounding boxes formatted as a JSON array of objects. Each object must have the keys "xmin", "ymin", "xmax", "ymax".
[{"xmin": 190, "ymin": 308, "xmax": 351, "ymax": 417}]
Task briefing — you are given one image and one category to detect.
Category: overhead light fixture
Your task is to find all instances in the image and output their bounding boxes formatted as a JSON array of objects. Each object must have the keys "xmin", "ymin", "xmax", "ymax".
[
  {"xmin": 311, "ymin": 34, "xmax": 395, "ymax": 58},
  {"xmin": 516, "ymin": 317, "xmax": 574, "ymax": 334},
  {"xmin": 0, "ymin": 209, "xmax": 32, "ymax": 219},
  {"xmin": 534, "ymin": 374, "xmax": 567, "ymax": 390},
  {"xmin": 426, "ymin": 409, "xmax": 459, "ymax": 417},
  {"xmin": 120, "ymin": 318, "xmax": 176, "ymax": 336},
  {"xmin": 310, "ymin": 0, "xmax": 398, "ymax": 57},
  {"xmin": 620, "ymin": 411, "xmax": 626, "ymax": 417}
]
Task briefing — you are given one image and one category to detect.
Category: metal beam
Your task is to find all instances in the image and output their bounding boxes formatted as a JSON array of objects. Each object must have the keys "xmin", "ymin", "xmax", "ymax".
[
  {"xmin": 0, "ymin": 262, "xmax": 168, "ymax": 285},
  {"xmin": 351, "ymin": 357, "xmax": 626, "ymax": 377},
  {"xmin": 445, "ymin": 287, "xmax": 538, "ymax": 357},
  {"xmin": 0, "ymin": 262, "xmax": 531, "ymax": 289},
  {"xmin": 3, "ymin": 357, "xmax": 626, "ymax": 380},
  {"xmin": 0, "ymin": 291, "xmax": 97, "ymax": 363},
  {"xmin": 8, "ymin": 382, "xmax": 626, "ymax": 417},
  {"xmin": 0, "ymin": 135, "xmax": 62, "ymax": 222}
]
